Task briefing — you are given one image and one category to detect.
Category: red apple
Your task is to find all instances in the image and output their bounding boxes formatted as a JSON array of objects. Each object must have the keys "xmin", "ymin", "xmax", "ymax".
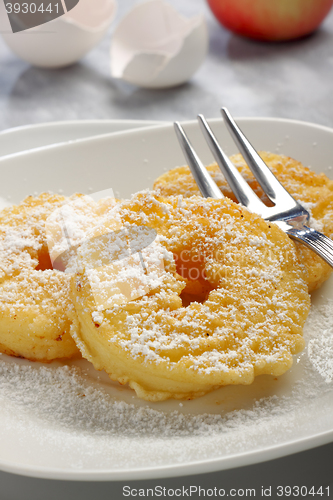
[{"xmin": 207, "ymin": 0, "xmax": 333, "ymax": 41}]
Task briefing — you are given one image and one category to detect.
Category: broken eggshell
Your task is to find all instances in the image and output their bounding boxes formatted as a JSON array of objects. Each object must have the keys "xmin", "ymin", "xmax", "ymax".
[
  {"xmin": 110, "ymin": 0, "xmax": 208, "ymax": 88},
  {"xmin": 0, "ymin": 0, "xmax": 117, "ymax": 68}
]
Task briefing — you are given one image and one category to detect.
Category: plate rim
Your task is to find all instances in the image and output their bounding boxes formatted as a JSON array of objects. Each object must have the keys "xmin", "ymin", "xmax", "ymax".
[
  {"xmin": 0, "ymin": 118, "xmax": 163, "ymax": 137},
  {"xmin": 0, "ymin": 119, "xmax": 166, "ymax": 161},
  {"xmin": 0, "ymin": 116, "xmax": 333, "ymax": 481},
  {"xmin": 1, "ymin": 115, "xmax": 332, "ymax": 162},
  {"xmin": 1, "ymin": 115, "xmax": 333, "ymax": 164},
  {"xmin": 0, "ymin": 427, "xmax": 332, "ymax": 481}
]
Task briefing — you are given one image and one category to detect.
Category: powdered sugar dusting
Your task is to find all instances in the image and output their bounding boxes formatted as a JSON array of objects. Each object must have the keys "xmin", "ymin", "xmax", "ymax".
[
  {"xmin": 307, "ymin": 301, "xmax": 333, "ymax": 383},
  {"xmin": 75, "ymin": 192, "xmax": 309, "ymax": 393},
  {"xmin": 0, "ymin": 190, "xmax": 330, "ymax": 472}
]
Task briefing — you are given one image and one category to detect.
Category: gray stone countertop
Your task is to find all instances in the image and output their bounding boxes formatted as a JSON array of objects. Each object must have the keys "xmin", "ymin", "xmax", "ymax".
[
  {"xmin": 1, "ymin": 0, "xmax": 333, "ymax": 129},
  {"xmin": 0, "ymin": 0, "xmax": 333, "ymax": 498}
]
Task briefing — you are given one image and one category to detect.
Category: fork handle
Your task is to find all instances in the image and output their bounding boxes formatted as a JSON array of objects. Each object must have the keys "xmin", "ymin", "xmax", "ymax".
[{"xmin": 280, "ymin": 223, "xmax": 333, "ymax": 268}]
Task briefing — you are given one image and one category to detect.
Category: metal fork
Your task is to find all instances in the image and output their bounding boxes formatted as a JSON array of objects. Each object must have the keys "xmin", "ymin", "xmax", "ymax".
[{"xmin": 174, "ymin": 107, "xmax": 333, "ymax": 267}]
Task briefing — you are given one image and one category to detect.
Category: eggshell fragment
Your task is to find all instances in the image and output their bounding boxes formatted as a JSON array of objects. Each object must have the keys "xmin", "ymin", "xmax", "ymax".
[
  {"xmin": 110, "ymin": 0, "xmax": 208, "ymax": 88},
  {"xmin": 0, "ymin": 0, "xmax": 117, "ymax": 68}
]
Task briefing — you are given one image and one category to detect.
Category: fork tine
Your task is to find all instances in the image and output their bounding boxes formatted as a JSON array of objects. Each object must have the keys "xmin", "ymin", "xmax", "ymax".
[
  {"xmin": 174, "ymin": 122, "xmax": 223, "ymax": 200},
  {"xmin": 175, "ymin": 116, "xmax": 333, "ymax": 267},
  {"xmin": 197, "ymin": 114, "xmax": 265, "ymax": 215},
  {"xmin": 221, "ymin": 107, "xmax": 293, "ymax": 207}
]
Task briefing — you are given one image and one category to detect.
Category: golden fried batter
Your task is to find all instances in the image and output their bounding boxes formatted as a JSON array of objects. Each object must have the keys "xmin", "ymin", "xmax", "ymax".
[
  {"xmin": 71, "ymin": 193, "xmax": 310, "ymax": 401},
  {"xmin": 0, "ymin": 194, "xmax": 80, "ymax": 361},
  {"xmin": 153, "ymin": 152, "xmax": 333, "ymax": 291}
]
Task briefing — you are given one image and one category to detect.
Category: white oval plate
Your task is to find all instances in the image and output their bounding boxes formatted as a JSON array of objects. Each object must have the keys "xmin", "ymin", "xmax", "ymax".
[{"xmin": 0, "ymin": 117, "xmax": 333, "ymax": 481}]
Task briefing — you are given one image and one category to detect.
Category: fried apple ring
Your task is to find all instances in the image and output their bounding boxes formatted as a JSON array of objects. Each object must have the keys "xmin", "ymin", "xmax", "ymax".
[
  {"xmin": 0, "ymin": 194, "xmax": 81, "ymax": 362},
  {"xmin": 0, "ymin": 191, "xmax": 119, "ymax": 362},
  {"xmin": 153, "ymin": 152, "xmax": 333, "ymax": 292},
  {"xmin": 71, "ymin": 192, "xmax": 310, "ymax": 401}
]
